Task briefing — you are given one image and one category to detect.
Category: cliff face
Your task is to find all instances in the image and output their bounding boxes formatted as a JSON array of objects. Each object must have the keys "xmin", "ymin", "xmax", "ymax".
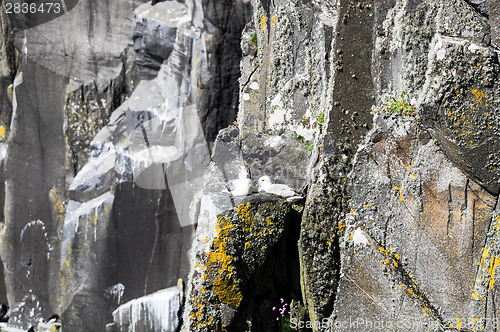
[
  {"xmin": 0, "ymin": 0, "xmax": 499, "ymax": 331},
  {"xmin": 183, "ymin": 0, "xmax": 500, "ymax": 331},
  {"xmin": 0, "ymin": 0, "xmax": 249, "ymax": 330}
]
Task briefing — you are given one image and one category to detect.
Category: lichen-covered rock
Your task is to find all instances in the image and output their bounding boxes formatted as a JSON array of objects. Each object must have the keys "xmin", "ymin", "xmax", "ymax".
[
  {"xmin": 0, "ymin": 7, "xmax": 16, "ymax": 144},
  {"xmin": 298, "ymin": 156, "xmax": 345, "ymax": 327},
  {"xmin": 418, "ymin": 36, "xmax": 500, "ymax": 195},
  {"xmin": 339, "ymin": 114, "xmax": 498, "ymax": 330},
  {"xmin": 238, "ymin": 0, "xmax": 338, "ymax": 142},
  {"xmin": 65, "ymin": 46, "xmax": 138, "ymax": 174},
  {"xmin": 331, "ymin": 229, "xmax": 440, "ymax": 332},
  {"xmin": 183, "ymin": 194, "xmax": 302, "ymax": 331},
  {"xmin": 296, "ymin": 0, "xmax": 376, "ymax": 328},
  {"xmin": 374, "ymin": 0, "xmax": 500, "ymax": 195}
]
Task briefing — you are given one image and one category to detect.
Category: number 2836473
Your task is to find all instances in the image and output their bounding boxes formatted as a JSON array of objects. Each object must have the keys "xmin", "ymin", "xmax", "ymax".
[{"xmin": 3, "ymin": 1, "xmax": 62, "ymax": 14}]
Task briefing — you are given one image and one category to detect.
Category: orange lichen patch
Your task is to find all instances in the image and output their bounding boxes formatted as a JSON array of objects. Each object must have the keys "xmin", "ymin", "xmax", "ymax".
[
  {"xmin": 379, "ymin": 246, "xmax": 389, "ymax": 255},
  {"xmin": 393, "ymin": 185, "xmax": 404, "ymax": 202},
  {"xmin": 212, "ymin": 276, "xmax": 243, "ymax": 307},
  {"xmin": 489, "ymin": 255, "xmax": 500, "ymax": 290},
  {"xmin": 204, "ymin": 215, "xmax": 243, "ymax": 307},
  {"xmin": 455, "ymin": 316, "xmax": 463, "ymax": 329},
  {"xmin": 259, "ymin": 16, "xmax": 267, "ymax": 30},
  {"xmin": 471, "ymin": 89, "xmax": 486, "ymax": 104},
  {"xmin": 471, "ymin": 243, "xmax": 500, "ymax": 303}
]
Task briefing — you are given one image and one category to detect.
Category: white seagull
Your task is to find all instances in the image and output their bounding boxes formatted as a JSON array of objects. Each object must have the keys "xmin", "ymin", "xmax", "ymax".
[
  {"xmin": 226, "ymin": 165, "xmax": 252, "ymax": 196},
  {"xmin": 257, "ymin": 176, "xmax": 303, "ymax": 201}
]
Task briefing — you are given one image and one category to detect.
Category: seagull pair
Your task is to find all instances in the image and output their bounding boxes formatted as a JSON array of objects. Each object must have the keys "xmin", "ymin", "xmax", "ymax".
[{"xmin": 226, "ymin": 167, "xmax": 303, "ymax": 201}]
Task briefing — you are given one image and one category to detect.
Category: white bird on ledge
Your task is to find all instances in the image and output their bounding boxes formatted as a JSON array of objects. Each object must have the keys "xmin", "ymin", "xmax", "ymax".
[
  {"xmin": 226, "ymin": 165, "xmax": 252, "ymax": 197},
  {"xmin": 257, "ymin": 176, "xmax": 303, "ymax": 201}
]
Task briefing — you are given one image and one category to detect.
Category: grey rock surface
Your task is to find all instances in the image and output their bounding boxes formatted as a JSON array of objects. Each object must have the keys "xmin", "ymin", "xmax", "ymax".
[
  {"xmin": 340, "ymin": 114, "xmax": 498, "ymax": 330},
  {"xmin": 14, "ymin": 0, "xmax": 147, "ymax": 85},
  {"xmin": 133, "ymin": 1, "xmax": 188, "ymax": 79},
  {"xmin": 3, "ymin": 58, "xmax": 68, "ymax": 329},
  {"xmin": 374, "ymin": 0, "xmax": 500, "ymax": 195},
  {"xmin": 0, "ymin": 0, "xmax": 249, "ymax": 331},
  {"xmin": 3, "ymin": 0, "xmax": 500, "ymax": 331}
]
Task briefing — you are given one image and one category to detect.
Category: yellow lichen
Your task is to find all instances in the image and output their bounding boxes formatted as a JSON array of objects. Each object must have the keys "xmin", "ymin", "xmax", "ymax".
[
  {"xmin": 489, "ymin": 256, "xmax": 500, "ymax": 289},
  {"xmin": 471, "ymin": 89, "xmax": 486, "ymax": 104},
  {"xmin": 205, "ymin": 216, "xmax": 243, "ymax": 307},
  {"xmin": 393, "ymin": 185, "xmax": 404, "ymax": 201}
]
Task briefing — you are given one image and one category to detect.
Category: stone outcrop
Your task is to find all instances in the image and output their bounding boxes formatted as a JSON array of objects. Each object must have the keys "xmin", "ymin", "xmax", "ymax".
[
  {"xmin": 334, "ymin": 114, "xmax": 498, "ymax": 331},
  {"xmin": 374, "ymin": 0, "xmax": 500, "ymax": 195},
  {"xmin": 183, "ymin": 193, "xmax": 302, "ymax": 331},
  {"xmin": 184, "ymin": 0, "xmax": 500, "ymax": 331},
  {"xmin": 132, "ymin": 2, "xmax": 188, "ymax": 79},
  {"xmin": 1, "ymin": 0, "xmax": 500, "ymax": 331}
]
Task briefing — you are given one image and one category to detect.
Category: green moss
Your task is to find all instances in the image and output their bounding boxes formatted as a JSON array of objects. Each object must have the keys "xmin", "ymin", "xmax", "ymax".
[
  {"xmin": 250, "ymin": 32, "xmax": 257, "ymax": 46},
  {"xmin": 308, "ymin": 144, "xmax": 314, "ymax": 152},
  {"xmin": 379, "ymin": 93, "xmax": 416, "ymax": 117},
  {"xmin": 316, "ymin": 112, "xmax": 325, "ymax": 131},
  {"xmin": 294, "ymin": 134, "xmax": 305, "ymax": 142}
]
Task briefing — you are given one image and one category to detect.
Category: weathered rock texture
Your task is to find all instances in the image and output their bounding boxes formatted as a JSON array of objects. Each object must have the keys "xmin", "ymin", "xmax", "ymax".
[
  {"xmin": 374, "ymin": 0, "xmax": 500, "ymax": 195},
  {"xmin": 184, "ymin": 0, "xmax": 500, "ymax": 331},
  {"xmin": 111, "ymin": 285, "xmax": 181, "ymax": 331},
  {"xmin": 335, "ymin": 114, "xmax": 498, "ymax": 331},
  {"xmin": 0, "ymin": 0, "xmax": 250, "ymax": 331},
  {"xmin": 2, "ymin": 0, "xmax": 500, "ymax": 331},
  {"xmin": 184, "ymin": 194, "xmax": 302, "ymax": 331}
]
